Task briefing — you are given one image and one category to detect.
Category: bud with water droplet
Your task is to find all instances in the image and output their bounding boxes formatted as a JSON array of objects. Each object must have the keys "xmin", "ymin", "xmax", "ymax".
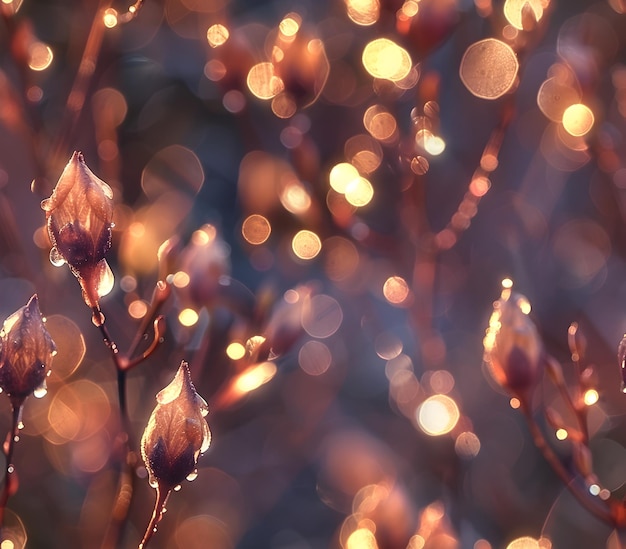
[
  {"xmin": 483, "ymin": 287, "xmax": 543, "ymax": 402},
  {"xmin": 141, "ymin": 361, "xmax": 211, "ymax": 490},
  {"xmin": 0, "ymin": 295, "xmax": 56, "ymax": 403},
  {"xmin": 41, "ymin": 151, "xmax": 115, "ymax": 309}
]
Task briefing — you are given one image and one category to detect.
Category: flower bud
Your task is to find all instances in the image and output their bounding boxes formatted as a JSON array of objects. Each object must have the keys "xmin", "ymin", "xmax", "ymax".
[
  {"xmin": 483, "ymin": 286, "xmax": 543, "ymax": 401},
  {"xmin": 141, "ymin": 361, "xmax": 211, "ymax": 489},
  {"xmin": 41, "ymin": 151, "xmax": 115, "ymax": 308},
  {"xmin": 0, "ymin": 295, "xmax": 56, "ymax": 402},
  {"xmin": 175, "ymin": 225, "xmax": 230, "ymax": 309}
]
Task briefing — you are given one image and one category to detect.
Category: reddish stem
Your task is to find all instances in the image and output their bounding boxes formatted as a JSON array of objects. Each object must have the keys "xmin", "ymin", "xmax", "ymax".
[
  {"xmin": 0, "ymin": 401, "xmax": 23, "ymax": 537},
  {"xmin": 139, "ymin": 484, "xmax": 171, "ymax": 549}
]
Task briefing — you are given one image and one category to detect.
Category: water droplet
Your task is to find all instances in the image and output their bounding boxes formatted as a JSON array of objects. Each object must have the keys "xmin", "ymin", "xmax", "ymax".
[
  {"xmin": 91, "ymin": 311, "xmax": 105, "ymax": 327},
  {"xmin": 17, "ymin": 422, "xmax": 24, "ymax": 430},
  {"xmin": 7, "ymin": 465, "xmax": 14, "ymax": 474},
  {"xmin": 110, "ymin": 221, "xmax": 116, "ymax": 229},
  {"xmin": 49, "ymin": 247, "xmax": 66, "ymax": 267},
  {"xmin": 41, "ymin": 198, "xmax": 52, "ymax": 211},
  {"xmin": 186, "ymin": 470, "xmax": 198, "ymax": 481},
  {"xmin": 0, "ymin": 388, "xmax": 4, "ymax": 394},
  {"xmin": 95, "ymin": 259, "xmax": 115, "ymax": 298},
  {"xmin": 13, "ymin": 436, "xmax": 19, "ymax": 443},
  {"xmin": 33, "ymin": 386, "xmax": 47, "ymax": 399},
  {"xmin": 152, "ymin": 527, "xmax": 157, "ymax": 533},
  {"xmin": 174, "ymin": 484, "xmax": 182, "ymax": 492},
  {"xmin": 149, "ymin": 478, "xmax": 158, "ymax": 489},
  {"xmin": 51, "ymin": 349, "xmax": 58, "ymax": 357},
  {"xmin": 161, "ymin": 507, "xmax": 167, "ymax": 514}
]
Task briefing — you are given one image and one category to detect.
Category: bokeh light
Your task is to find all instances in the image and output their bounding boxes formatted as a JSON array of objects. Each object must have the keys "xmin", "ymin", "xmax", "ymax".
[
  {"xmin": 292, "ymin": 230, "xmax": 322, "ymax": 260},
  {"xmin": 362, "ymin": 38, "xmax": 412, "ymax": 81},
  {"xmin": 417, "ymin": 395, "xmax": 460, "ymax": 436},
  {"xmin": 460, "ymin": 39, "xmax": 518, "ymax": 99},
  {"xmin": 562, "ymin": 103, "xmax": 594, "ymax": 137}
]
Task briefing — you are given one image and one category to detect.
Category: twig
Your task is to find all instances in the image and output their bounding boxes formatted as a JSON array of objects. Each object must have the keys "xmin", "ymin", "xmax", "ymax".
[
  {"xmin": 0, "ymin": 400, "xmax": 23, "ymax": 538},
  {"xmin": 138, "ymin": 484, "xmax": 170, "ymax": 549}
]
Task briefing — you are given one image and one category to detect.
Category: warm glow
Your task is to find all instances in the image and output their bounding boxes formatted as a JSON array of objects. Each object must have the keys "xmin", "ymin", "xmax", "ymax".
[
  {"xmin": 171, "ymin": 270, "xmax": 190, "ymax": 288},
  {"xmin": 345, "ymin": 0, "xmax": 380, "ymax": 26},
  {"xmin": 364, "ymin": 105, "xmax": 397, "ymax": 142},
  {"xmin": 562, "ymin": 103, "xmax": 594, "ymax": 137},
  {"xmin": 460, "ymin": 38, "xmax": 518, "ymax": 99},
  {"xmin": 556, "ymin": 428, "xmax": 568, "ymax": 440},
  {"xmin": 346, "ymin": 528, "xmax": 378, "ymax": 549},
  {"xmin": 103, "ymin": 8, "xmax": 118, "ymax": 28},
  {"xmin": 330, "ymin": 162, "xmax": 360, "ymax": 194},
  {"xmin": 362, "ymin": 38, "xmax": 412, "ymax": 81},
  {"xmin": 226, "ymin": 342, "xmax": 246, "ymax": 360},
  {"xmin": 28, "ymin": 42, "xmax": 53, "ymax": 71},
  {"xmin": 417, "ymin": 395, "xmax": 460, "ymax": 436},
  {"xmin": 383, "ymin": 276, "xmax": 410, "ymax": 305},
  {"xmin": 207, "ymin": 24, "xmax": 229, "ymax": 47},
  {"xmin": 281, "ymin": 181, "xmax": 311, "ymax": 214},
  {"xmin": 234, "ymin": 362, "xmax": 277, "ymax": 394},
  {"xmin": 247, "ymin": 62, "xmax": 284, "ymax": 100},
  {"xmin": 506, "ymin": 537, "xmax": 540, "ymax": 549},
  {"xmin": 584, "ymin": 389, "xmax": 599, "ymax": 406},
  {"xmin": 469, "ymin": 176, "xmax": 491, "ymax": 197},
  {"xmin": 242, "ymin": 214, "xmax": 271, "ymax": 245},
  {"xmin": 509, "ymin": 397, "xmax": 521, "ymax": 409},
  {"xmin": 345, "ymin": 176, "xmax": 374, "ymax": 207},
  {"xmin": 178, "ymin": 308, "xmax": 199, "ymax": 327},
  {"xmin": 279, "ymin": 13, "xmax": 301, "ymax": 37},
  {"xmin": 292, "ymin": 230, "xmax": 322, "ymax": 259},
  {"xmin": 503, "ymin": 0, "xmax": 544, "ymax": 30},
  {"xmin": 128, "ymin": 300, "xmax": 148, "ymax": 319}
]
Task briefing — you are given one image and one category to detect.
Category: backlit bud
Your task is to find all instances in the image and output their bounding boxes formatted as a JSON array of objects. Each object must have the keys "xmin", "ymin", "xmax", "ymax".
[
  {"xmin": 175, "ymin": 225, "xmax": 230, "ymax": 309},
  {"xmin": 141, "ymin": 361, "xmax": 211, "ymax": 489},
  {"xmin": 483, "ymin": 287, "xmax": 543, "ymax": 401},
  {"xmin": 0, "ymin": 295, "xmax": 56, "ymax": 403},
  {"xmin": 41, "ymin": 152, "xmax": 114, "ymax": 308}
]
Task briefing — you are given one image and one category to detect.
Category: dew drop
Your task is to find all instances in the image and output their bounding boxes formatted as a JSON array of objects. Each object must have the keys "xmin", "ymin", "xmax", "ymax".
[
  {"xmin": 7, "ymin": 465, "xmax": 14, "ymax": 474},
  {"xmin": 49, "ymin": 247, "xmax": 66, "ymax": 267},
  {"xmin": 33, "ymin": 386, "xmax": 47, "ymax": 399},
  {"xmin": 40, "ymin": 198, "xmax": 52, "ymax": 211},
  {"xmin": 13, "ymin": 436, "xmax": 19, "ymax": 443},
  {"xmin": 174, "ymin": 484, "xmax": 182, "ymax": 492},
  {"xmin": 161, "ymin": 507, "xmax": 167, "ymax": 514},
  {"xmin": 0, "ymin": 388, "xmax": 4, "ymax": 394},
  {"xmin": 91, "ymin": 311, "xmax": 105, "ymax": 327},
  {"xmin": 17, "ymin": 422, "xmax": 24, "ymax": 430},
  {"xmin": 152, "ymin": 527, "xmax": 157, "ymax": 533},
  {"xmin": 149, "ymin": 478, "xmax": 158, "ymax": 489}
]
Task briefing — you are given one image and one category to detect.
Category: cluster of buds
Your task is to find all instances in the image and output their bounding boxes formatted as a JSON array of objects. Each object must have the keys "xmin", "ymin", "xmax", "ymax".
[
  {"xmin": 0, "ymin": 295, "xmax": 56, "ymax": 406},
  {"xmin": 41, "ymin": 152, "xmax": 115, "ymax": 311},
  {"xmin": 483, "ymin": 281, "xmax": 544, "ymax": 404}
]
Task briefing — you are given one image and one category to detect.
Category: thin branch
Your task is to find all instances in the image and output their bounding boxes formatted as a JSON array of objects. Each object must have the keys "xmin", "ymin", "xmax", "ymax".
[{"xmin": 139, "ymin": 484, "xmax": 170, "ymax": 549}]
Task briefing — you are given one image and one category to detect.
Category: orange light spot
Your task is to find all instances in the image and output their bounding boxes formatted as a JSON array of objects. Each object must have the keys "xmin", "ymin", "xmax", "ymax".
[
  {"xmin": 562, "ymin": 103, "xmax": 594, "ymax": 137},
  {"xmin": 28, "ymin": 42, "xmax": 53, "ymax": 71},
  {"xmin": 329, "ymin": 162, "xmax": 360, "ymax": 194},
  {"xmin": 460, "ymin": 38, "xmax": 518, "ymax": 99},
  {"xmin": 362, "ymin": 38, "xmax": 412, "ymax": 81},
  {"xmin": 345, "ymin": 176, "xmax": 373, "ymax": 207},
  {"xmin": 292, "ymin": 230, "xmax": 322, "ymax": 259},
  {"xmin": 128, "ymin": 300, "xmax": 148, "ymax": 319},
  {"xmin": 247, "ymin": 62, "xmax": 284, "ymax": 100},
  {"xmin": 417, "ymin": 395, "xmax": 460, "ymax": 436},
  {"xmin": 226, "ymin": 342, "xmax": 246, "ymax": 360},
  {"xmin": 234, "ymin": 362, "xmax": 277, "ymax": 394},
  {"xmin": 383, "ymin": 276, "xmax": 410, "ymax": 305},
  {"xmin": 207, "ymin": 24, "xmax": 229, "ymax": 47},
  {"xmin": 503, "ymin": 0, "xmax": 544, "ymax": 30},
  {"xmin": 178, "ymin": 308, "xmax": 199, "ymax": 327},
  {"xmin": 103, "ymin": 8, "xmax": 118, "ymax": 28},
  {"xmin": 242, "ymin": 214, "xmax": 271, "ymax": 245},
  {"xmin": 345, "ymin": 0, "xmax": 380, "ymax": 26}
]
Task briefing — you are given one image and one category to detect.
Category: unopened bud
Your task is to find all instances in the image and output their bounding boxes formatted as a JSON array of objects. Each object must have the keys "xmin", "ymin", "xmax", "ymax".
[
  {"xmin": 42, "ymin": 152, "xmax": 115, "ymax": 308},
  {"xmin": 141, "ymin": 361, "xmax": 211, "ymax": 489},
  {"xmin": 0, "ymin": 295, "xmax": 56, "ymax": 402},
  {"xmin": 483, "ymin": 288, "xmax": 543, "ymax": 401}
]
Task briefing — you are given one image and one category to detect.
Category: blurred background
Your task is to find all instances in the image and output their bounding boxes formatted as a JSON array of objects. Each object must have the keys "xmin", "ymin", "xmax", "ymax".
[{"xmin": 1, "ymin": 0, "xmax": 626, "ymax": 547}]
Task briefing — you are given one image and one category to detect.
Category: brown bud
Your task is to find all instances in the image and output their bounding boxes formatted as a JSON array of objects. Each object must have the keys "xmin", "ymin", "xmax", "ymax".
[
  {"xmin": 41, "ymin": 152, "xmax": 114, "ymax": 308},
  {"xmin": 0, "ymin": 295, "xmax": 56, "ymax": 402},
  {"xmin": 141, "ymin": 361, "xmax": 211, "ymax": 489},
  {"xmin": 483, "ymin": 288, "xmax": 543, "ymax": 401}
]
